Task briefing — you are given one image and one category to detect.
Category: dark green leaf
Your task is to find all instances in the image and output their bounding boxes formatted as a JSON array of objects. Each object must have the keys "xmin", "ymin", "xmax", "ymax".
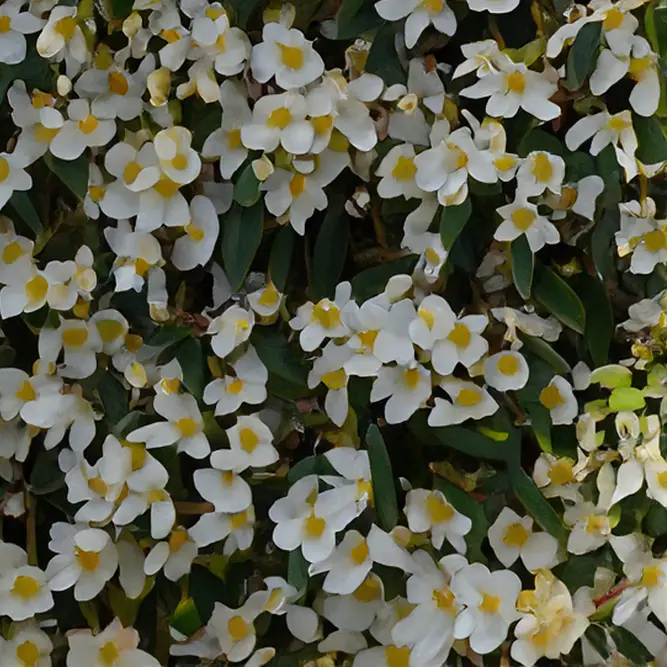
[
  {"xmin": 517, "ymin": 129, "xmax": 565, "ymax": 157},
  {"xmin": 269, "ymin": 225, "xmax": 295, "ymax": 292},
  {"xmin": 146, "ymin": 325, "xmax": 191, "ymax": 348},
  {"xmin": 351, "ymin": 256, "xmax": 417, "ymax": 302},
  {"xmin": 645, "ymin": 504, "xmax": 667, "ymax": 537},
  {"xmin": 585, "ymin": 626, "xmax": 611, "ymax": 660},
  {"xmin": 533, "ymin": 264, "xmax": 586, "ymax": 334},
  {"xmin": 312, "ymin": 198, "xmax": 349, "ymax": 301},
  {"xmin": 287, "ymin": 455, "xmax": 337, "ymax": 484},
  {"xmin": 336, "ymin": 0, "xmax": 382, "ymax": 38},
  {"xmin": 192, "ymin": 106, "xmax": 221, "ymax": 152},
  {"xmin": 610, "ymin": 626, "xmax": 653, "ymax": 665},
  {"xmin": 111, "ymin": 0, "xmax": 134, "ymax": 18},
  {"xmin": 30, "ymin": 448, "xmax": 65, "ymax": 495},
  {"xmin": 227, "ymin": 0, "xmax": 262, "ymax": 28},
  {"xmin": 175, "ymin": 338, "xmax": 205, "ymax": 399},
  {"xmin": 7, "ymin": 191, "xmax": 43, "ymax": 236},
  {"xmin": 44, "ymin": 154, "xmax": 89, "ymax": 201},
  {"xmin": 509, "ymin": 466, "xmax": 568, "ymax": 542},
  {"xmin": 577, "ymin": 274, "xmax": 613, "ymax": 367},
  {"xmin": 365, "ymin": 24, "xmax": 406, "ymax": 86},
  {"xmin": 633, "ymin": 114, "xmax": 667, "ymax": 164},
  {"xmin": 518, "ymin": 333, "xmax": 571, "ymax": 374},
  {"xmin": 366, "ymin": 425, "xmax": 398, "ymax": 531},
  {"xmin": 565, "ymin": 152, "xmax": 596, "ymax": 181},
  {"xmin": 98, "ymin": 373, "xmax": 128, "ymax": 424},
  {"xmin": 233, "ymin": 164, "xmax": 261, "ymax": 207},
  {"xmin": 565, "ymin": 22, "xmax": 602, "ymax": 90},
  {"xmin": 592, "ymin": 205, "xmax": 620, "ymax": 281},
  {"xmin": 440, "ymin": 199, "xmax": 472, "ymax": 250},
  {"xmin": 287, "ymin": 550, "xmax": 309, "ymax": 593},
  {"xmin": 510, "ymin": 234, "xmax": 534, "ymax": 299},
  {"xmin": 221, "ymin": 202, "xmax": 263, "ymax": 290}
]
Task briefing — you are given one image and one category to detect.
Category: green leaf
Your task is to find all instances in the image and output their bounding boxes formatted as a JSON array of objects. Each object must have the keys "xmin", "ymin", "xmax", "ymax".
[
  {"xmin": 517, "ymin": 129, "xmax": 565, "ymax": 157},
  {"xmin": 98, "ymin": 373, "xmax": 128, "ymax": 424},
  {"xmin": 565, "ymin": 152, "xmax": 596, "ymax": 181},
  {"xmin": 645, "ymin": 503, "xmax": 667, "ymax": 537},
  {"xmin": 233, "ymin": 164, "xmax": 261, "ymax": 207},
  {"xmin": 336, "ymin": 0, "xmax": 383, "ymax": 38},
  {"xmin": 610, "ymin": 626, "xmax": 653, "ymax": 664},
  {"xmin": 565, "ymin": 22, "xmax": 602, "ymax": 90},
  {"xmin": 585, "ymin": 626, "xmax": 611, "ymax": 660},
  {"xmin": 576, "ymin": 275, "xmax": 613, "ymax": 367},
  {"xmin": 592, "ymin": 204, "xmax": 620, "ymax": 281},
  {"xmin": 192, "ymin": 106, "xmax": 221, "ymax": 152},
  {"xmin": 221, "ymin": 202, "xmax": 263, "ymax": 290},
  {"xmin": 440, "ymin": 199, "xmax": 472, "ymax": 251},
  {"xmin": 287, "ymin": 550, "xmax": 309, "ymax": 593},
  {"xmin": 533, "ymin": 264, "xmax": 586, "ymax": 334},
  {"xmin": 287, "ymin": 455, "xmax": 337, "ymax": 484},
  {"xmin": 227, "ymin": 0, "xmax": 262, "ymax": 28},
  {"xmin": 519, "ymin": 400, "xmax": 552, "ymax": 452},
  {"xmin": 609, "ymin": 387, "xmax": 646, "ymax": 412},
  {"xmin": 30, "ymin": 448, "xmax": 65, "ymax": 495},
  {"xmin": 510, "ymin": 234, "xmax": 534, "ymax": 299},
  {"xmin": 146, "ymin": 325, "xmax": 192, "ymax": 348},
  {"xmin": 365, "ymin": 24, "xmax": 406, "ymax": 86},
  {"xmin": 176, "ymin": 338, "xmax": 205, "ymax": 399},
  {"xmin": 351, "ymin": 256, "xmax": 417, "ymax": 303},
  {"xmin": 590, "ymin": 364, "xmax": 632, "ymax": 389},
  {"xmin": 633, "ymin": 113, "xmax": 667, "ymax": 164},
  {"xmin": 44, "ymin": 153, "xmax": 88, "ymax": 201},
  {"xmin": 366, "ymin": 424, "xmax": 398, "ymax": 531},
  {"xmin": 7, "ymin": 191, "xmax": 43, "ymax": 236},
  {"xmin": 312, "ymin": 198, "xmax": 349, "ymax": 301},
  {"xmin": 269, "ymin": 225, "xmax": 295, "ymax": 292},
  {"xmin": 518, "ymin": 333, "xmax": 571, "ymax": 374},
  {"xmin": 435, "ymin": 478, "xmax": 488, "ymax": 562},
  {"xmin": 111, "ymin": 0, "xmax": 134, "ymax": 18},
  {"xmin": 509, "ymin": 466, "xmax": 568, "ymax": 542}
]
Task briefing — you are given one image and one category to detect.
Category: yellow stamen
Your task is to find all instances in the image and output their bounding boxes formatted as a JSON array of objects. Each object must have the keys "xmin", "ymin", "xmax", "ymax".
[
  {"xmin": 239, "ymin": 428, "xmax": 259, "ymax": 453},
  {"xmin": 16, "ymin": 380, "xmax": 36, "ymax": 402},
  {"xmin": 62, "ymin": 327, "xmax": 89, "ymax": 348},
  {"xmin": 503, "ymin": 522, "xmax": 530, "ymax": 547},
  {"xmin": 304, "ymin": 514, "xmax": 326, "ymax": 539},
  {"xmin": 278, "ymin": 43, "xmax": 304, "ymax": 70},
  {"xmin": 392, "ymin": 156, "xmax": 417, "ymax": 181},
  {"xmin": 539, "ymin": 384, "xmax": 564, "ymax": 410},
  {"xmin": 456, "ymin": 388, "xmax": 481, "ymax": 407},
  {"xmin": 2, "ymin": 241, "xmax": 25, "ymax": 264},
  {"xmin": 512, "ymin": 207, "xmax": 536, "ymax": 231},
  {"xmin": 109, "ymin": 71, "xmax": 129, "ymax": 95},
  {"xmin": 426, "ymin": 493, "xmax": 454, "ymax": 523},
  {"xmin": 505, "ymin": 71, "xmax": 526, "ymax": 94},
  {"xmin": 548, "ymin": 460, "xmax": 574, "ymax": 486},
  {"xmin": 497, "ymin": 354, "xmax": 519, "ymax": 376},
  {"xmin": 267, "ymin": 107, "xmax": 292, "ymax": 129},
  {"xmin": 447, "ymin": 323, "xmax": 471, "ymax": 347},
  {"xmin": 228, "ymin": 615, "xmax": 249, "ymax": 641},
  {"xmin": 350, "ymin": 540, "xmax": 369, "ymax": 565},
  {"xmin": 12, "ymin": 576, "xmax": 40, "ymax": 599},
  {"xmin": 322, "ymin": 368, "xmax": 347, "ymax": 390},
  {"xmin": 55, "ymin": 16, "xmax": 77, "ymax": 40},
  {"xmin": 478, "ymin": 594, "xmax": 501, "ymax": 614},
  {"xmin": 0, "ymin": 157, "xmax": 9, "ymax": 183},
  {"xmin": 78, "ymin": 115, "xmax": 99, "ymax": 135},
  {"xmin": 176, "ymin": 417, "xmax": 198, "ymax": 438},
  {"xmin": 532, "ymin": 153, "xmax": 553, "ymax": 183},
  {"xmin": 75, "ymin": 548, "xmax": 100, "ymax": 571}
]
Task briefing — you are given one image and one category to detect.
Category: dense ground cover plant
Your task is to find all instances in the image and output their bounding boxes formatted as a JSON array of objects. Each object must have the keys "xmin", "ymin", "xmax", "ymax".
[{"xmin": 2, "ymin": 0, "xmax": 667, "ymax": 664}]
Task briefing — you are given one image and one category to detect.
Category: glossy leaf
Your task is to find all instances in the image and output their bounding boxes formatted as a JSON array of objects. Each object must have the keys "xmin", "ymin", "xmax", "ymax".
[
  {"xmin": 510, "ymin": 234, "xmax": 534, "ymax": 299},
  {"xmin": 312, "ymin": 198, "xmax": 349, "ymax": 301},
  {"xmin": 221, "ymin": 202, "xmax": 263, "ymax": 290},
  {"xmin": 577, "ymin": 274, "xmax": 613, "ymax": 367},
  {"xmin": 365, "ymin": 24, "xmax": 406, "ymax": 86},
  {"xmin": 98, "ymin": 373, "xmax": 128, "ymax": 425},
  {"xmin": 7, "ymin": 191, "xmax": 43, "ymax": 236},
  {"xmin": 633, "ymin": 113, "xmax": 667, "ymax": 164},
  {"xmin": 176, "ymin": 338, "xmax": 205, "ymax": 399},
  {"xmin": 533, "ymin": 264, "xmax": 586, "ymax": 334},
  {"xmin": 233, "ymin": 164, "xmax": 261, "ymax": 207},
  {"xmin": 44, "ymin": 154, "xmax": 88, "ymax": 200},
  {"xmin": 269, "ymin": 225, "xmax": 295, "ymax": 292},
  {"xmin": 565, "ymin": 22, "xmax": 602, "ymax": 90},
  {"xmin": 366, "ymin": 424, "xmax": 398, "ymax": 532},
  {"xmin": 440, "ymin": 198, "xmax": 472, "ymax": 250}
]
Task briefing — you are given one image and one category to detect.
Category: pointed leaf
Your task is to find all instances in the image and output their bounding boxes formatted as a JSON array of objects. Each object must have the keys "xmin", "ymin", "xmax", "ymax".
[
  {"xmin": 366, "ymin": 424, "xmax": 398, "ymax": 532},
  {"xmin": 511, "ymin": 234, "xmax": 534, "ymax": 299},
  {"xmin": 440, "ymin": 198, "xmax": 472, "ymax": 250},
  {"xmin": 221, "ymin": 202, "xmax": 263, "ymax": 290},
  {"xmin": 533, "ymin": 264, "xmax": 586, "ymax": 333}
]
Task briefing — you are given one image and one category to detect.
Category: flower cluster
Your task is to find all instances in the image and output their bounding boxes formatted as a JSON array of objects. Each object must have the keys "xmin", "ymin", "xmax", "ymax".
[{"xmin": 0, "ymin": 0, "xmax": 666, "ymax": 665}]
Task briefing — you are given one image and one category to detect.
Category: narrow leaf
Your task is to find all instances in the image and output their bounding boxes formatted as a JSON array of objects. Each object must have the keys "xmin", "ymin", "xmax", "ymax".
[
  {"xmin": 176, "ymin": 338, "xmax": 205, "ymax": 399},
  {"xmin": 98, "ymin": 373, "xmax": 128, "ymax": 424},
  {"xmin": 577, "ymin": 274, "xmax": 613, "ymax": 367},
  {"xmin": 7, "ymin": 191, "xmax": 43, "ymax": 235},
  {"xmin": 510, "ymin": 234, "xmax": 534, "ymax": 299},
  {"xmin": 565, "ymin": 22, "xmax": 602, "ymax": 90},
  {"xmin": 221, "ymin": 202, "xmax": 263, "ymax": 290},
  {"xmin": 533, "ymin": 264, "xmax": 586, "ymax": 334},
  {"xmin": 633, "ymin": 113, "xmax": 667, "ymax": 164},
  {"xmin": 440, "ymin": 199, "xmax": 472, "ymax": 250},
  {"xmin": 366, "ymin": 424, "xmax": 398, "ymax": 531},
  {"xmin": 312, "ymin": 198, "xmax": 349, "ymax": 300},
  {"xmin": 44, "ymin": 153, "xmax": 88, "ymax": 200},
  {"xmin": 269, "ymin": 225, "xmax": 295, "ymax": 292}
]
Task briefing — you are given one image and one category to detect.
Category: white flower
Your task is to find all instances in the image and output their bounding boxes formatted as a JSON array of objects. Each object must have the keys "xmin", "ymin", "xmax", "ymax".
[
  {"xmin": 375, "ymin": 0, "xmax": 457, "ymax": 49},
  {"xmin": 45, "ymin": 524, "xmax": 118, "ymax": 602},
  {"xmin": 189, "ymin": 506, "xmax": 255, "ymax": 554},
  {"xmin": 248, "ymin": 281, "xmax": 283, "ymax": 318},
  {"xmin": 0, "ymin": 368, "xmax": 63, "ymax": 428},
  {"xmin": 50, "ymin": 99, "xmax": 116, "ymax": 160},
  {"xmin": 0, "ymin": 3, "xmax": 42, "ymax": 65},
  {"xmin": 127, "ymin": 392, "xmax": 210, "ymax": 460},
  {"xmin": 430, "ymin": 312, "xmax": 489, "ymax": 376},
  {"xmin": 539, "ymin": 375, "xmax": 578, "ymax": 425},
  {"xmin": 483, "ymin": 350, "xmax": 530, "ymax": 391},
  {"xmin": 533, "ymin": 453, "xmax": 580, "ymax": 500},
  {"xmin": 242, "ymin": 91, "xmax": 313, "ymax": 155},
  {"xmin": 38, "ymin": 318, "xmax": 102, "ymax": 379},
  {"xmin": 429, "ymin": 379, "xmax": 498, "ymax": 426},
  {"xmin": 36, "ymin": 5, "xmax": 87, "ymax": 75},
  {"xmin": 322, "ymin": 447, "xmax": 374, "ymax": 516},
  {"xmin": 488, "ymin": 507, "xmax": 559, "ymax": 571},
  {"xmin": 0, "ymin": 151, "xmax": 31, "ymax": 210},
  {"xmin": 452, "ymin": 39, "xmax": 504, "ymax": 79},
  {"xmin": 198, "ymin": 11, "xmax": 251, "ymax": 76},
  {"xmin": 206, "ymin": 600, "xmax": 263, "ymax": 662},
  {"xmin": 308, "ymin": 341, "xmax": 354, "ymax": 426},
  {"xmin": 516, "ymin": 151, "xmax": 565, "ymax": 197},
  {"xmin": 342, "ymin": 300, "xmax": 388, "ymax": 377},
  {"xmin": 207, "ymin": 305, "xmax": 254, "ymax": 358},
  {"xmin": 450, "ymin": 562, "xmax": 521, "ymax": 654},
  {"xmin": 202, "ymin": 79, "xmax": 252, "ymax": 179},
  {"xmin": 171, "ymin": 195, "xmax": 219, "ymax": 270},
  {"xmin": 66, "ymin": 618, "xmax": 160, "ymax": 667},
  {"xmin": 290, "ymin": 282, "xmax": 352, "ymax": 352},
  {"xmin": 376, "ymin": 144, "xmax": 423, "ymax": 200},
  {"xmin": 495, "ymin": 195, "xmax": 560, "ymax": 252},
  {"xmin": 466, "ymin": 0, "xmax": 519, "ymax": 13},
  {"xmin": 321, "ymin": 573, "xmax": 386, "ymax": 633},
  {"xmin": 371, "ymin": 362, "xmax": 431, "ymax": 425},
  {"xmin": 0, "ymin": 624, "xmax": 52, "ymax": 667},
  {"xmin": 144, "ymin": 527, "xmax": 197, "ymax": 582},
  {"xmin": 0, "ymin": 224, "xmax": 34, "ymax": 285},
  {"xmin": 461, "ymin": 59, "xmax": 560, "ymax": 121},
  {"xmin": 0, "ymin": 562, "xmax": 53, "ymax": 621},
  {"xmin": 620, "ymin": 295, "xmax": 664, "ymax": 331},
  {"xmin": 404, "ymin": 488, "xmax": 471, "ymax": 552},
  {"xmin": 154, "ymin": 126, "xmax": 201, "ymax": 185},
  {"xmin": 615, "ymin": 199, "xmax": 667, "ymax": 274},
  {"xmin": 565, "ymin": 109, "xmax": 638, "ymax": 181},
  {"xmin": 544, "ymin": 175, "xmax": 605, "ymax": 221},
  {"xmin": 251, "ymin": 23, "xmax": 324, "ymax": 90},
  {"xmin": 216, "ymin": 414, "xmax": 278, "ymax": 473}
]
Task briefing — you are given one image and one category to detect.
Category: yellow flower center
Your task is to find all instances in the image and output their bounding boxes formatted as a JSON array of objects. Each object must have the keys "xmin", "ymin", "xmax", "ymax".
[
  {"xmin": 385, "ymin": 646, "xmax": 411, "ymax": 667},
  {"xmin": 421, "ymin": 0, "xmax": 444, "ymax": 10},
  {"xmin": 186, "ymin": 224, "xmax": 205, "ymax": 242},
  {"xmin": 89, "ymin": 185, "xmax": 106, "ymax": 202},
  {"xmin": 547, "ymin": 459, "xmax": 574, "ymax": 486},
  {"xmin": 258, "ymin": 282, "xmax": 280, "ymax": 307},
  {"xmin": 447, "ymin": 322, "xmax": 471, "ymax": 347},
  {"xmin": 353, "ymin": 576, "xmax": 382, "ymax": 602},
  {"xmin": 55, "ymin": 16, "xmax": 77, "ymax": 40},
  {"xmin": 96, "ymin": 319, "xmax": 125, "ymax": 343},
  {"xmin": 2, "ymin": 241, "xmax": 25, "ymax": 264},
  {"xmin": 267, "ymin": 107, "xmax": 292, "ymax": 129},
  {"xmin": 78, "ymin": 115, "xmax": 99, "ymax": 135},
  {"xmin": 643, "ymin": 229, "xmax": 667, "ymax": 254},
  {"xmin": 16, "ymin": 641, "xmax": 40, "ymax": 667},
  {"xmin": 350, "ymin": 540, "xmax": 369, "ymax": 565},
  {"xmin": 329, "ymin": 130, "xmax": 350, "ymax": 152},
  {"xmin": 154, "ymin": 176, "xmax": 180, "ymax": 198},
  {"xmin": 426, "ymin": 493, "xmax": 454, "ymax": 523},
  {"xmin": 304, "ymin": 514, "xmax": 326, "ymax": 539},
  {"xmin": 290, "ymin": 173, "xmax": 306, "ymax": 198},
  {"xmin": 99, "ymin": 641, "xmax": 119, "ymax": 666},
  {"xmin": 134, "ymin": 258, "xmax": 151, "ymax": 277},
  {"xmin": 0, "ymin": 16, "xmax": 11, "ymax": 32},
  {"xmin": 278, "ymin": 43, "xmax": 304, "ymax": 70},
  {"xmin": 505, "ymin": 71, "xmax": 526, "ymax": 94},
  {"xmin": 109, "ymin": 71, "xmax": 129, "ymax": 95},
  {"xmin": 62, "ymin": 327, "xmax": 89, "ymax": 348},
  {"xmin": 239, "ymin": 428, "xmax": 259, "ymax": 453},
  {"xmin": 12, "ymin": 575, "xmax": 40, "ymax": 599},
  {"xmin": 125, "ymin": 333, "xmax": 142, "ymax": 352},
  {"xmin": 432, "ymin": 587, "xmax": 456, "ymax": 612},
  {"xmin": 448, "ymin": 144, "xmax": 469, "ymax": 170},
  {"xmin": 147, "ymin": 489, "xmax": 168, "ymax": 503},
  {"xmin": 227, "ymin": 128, "xmax": 242, "ymax": 149},
  {"xmin": 0, "ymin": 157, "xmax": 10, "ymax": 183},
  {"xmin": 205, "ymin": 7, "xmax": 226, "ymax": 19},
  {"xmin": 503, "ymin": 522, "xmax": 530, "ymax": 547},
  {"xmin": 34, "ymin": 123, "xmax": 60, "ymax": 143},
  {"xmin": 161, "ymin": 29, "xmax": 181, "ymax": 42},
  {"xmin": 641, "ymin": 565, "xmax": 662, "ymax": 588},
  {"xmin": 539, "ymin": 384, "xmax": 564, "ymax": 410},
  {"xmin": 608, "ymin": 115, "xmax": 630, "ymax": 132},
  {"xmin": 16, "ymin": 380, "xmax": 36, "ymax": 402},
  {"xmin": 25, "ymin": 275, "xmax": 48, "ymax": 304},
  {"xmin": 322, "ymin": 368, "xmax": 347, "ymax": 390},
  {"xmin": 512, "ymin": 207, "xmax": 536, "ymax": 231},
  {"xmin": 31, "ymin": 90, "xmax": 53, "ymax": 109},
  {"xmin": 657, "ymin": 471, "xmax": 667, "ymax": 489},
  {"xmin": 231, "ymin": 510, "xmax": 248, "ymax": 529},
  {"xmin": 358, "ymin": 330, "xmax": 378, "ymax": 350},
  {"xmin": 161, "ymin": 377, "xmax": 180, "ymax": 394},
  {"xmin": 312, "ymin": 302, "xmax": 341, "ymax": 329},
  {"xmin": 497, "ymin": 354, "xmax": 519, "ymax": 376},
  {"xmin": 456, "ymin": 388, "xmax": 482, "ymax": 407},
  {"xmin": 402, "ymin": 368, "xmax": 421, "ymax": 390},
  {"xmin": 494, "ymin": 155, "xmax": 516, "ymax": 172},
  {"xmin": 171, "ymin": 154, "xmax": 188, "ymax": 171},
  {"xmin": 123, "ymin": 161, "xmax": 142, "ymax": 185},
  {"xmin": 586, "ymin": 515, "xmax": 607, "ymax": 534},
  {"xmin": 75, "ymin": 548, "xmax": 100, "ymax": 571},
  {"xmin": 88, "ymin": 477, "xmax": 108, "ymax": 496},
  {"xmin": 478, "ymin": 593, "xmax": 501, "ymax": 614},
  {"xmin": 425, "ymin": 247, "xmax": 441, "ymax": 265},
  {"xmin": 532, "ymin": 153, "xmax": 553, "ymax": 183},
  {"xmin": 312, "ymin": 115, "xmax": 334, "ymax": 135},
  {"xmin": 419, "ymin": 307, "xmax": 435, "ymax": 329},
  {"xmin": 169, "ymin": 527, "xmax": 188, "ymax": 552},
  {"xmin": 123, "ymin": 441, "xmax": 146, "ymax": 471},
  {"xmin": 392, "ymin": 156, "xmax": 417, "ymax": 181},
  {"xmin": 227, "ymin": 378, "xmax": 244, "ymax": 394},
  {"xmin": 603, "ymin": 7, "xmax": 624, "ymax": 30},
  {"xmin": 176, "ymin": 417, "xmax": 198, "ymax": 438},
  {"xmin": 228, "ymin": 615, "xmax": 249, "ymax": 642}
]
